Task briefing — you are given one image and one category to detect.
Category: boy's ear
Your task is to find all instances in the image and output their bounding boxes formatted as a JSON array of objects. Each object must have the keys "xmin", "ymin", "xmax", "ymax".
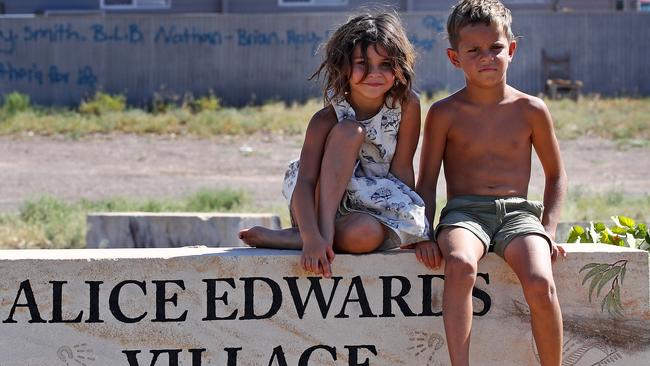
[
  {"xmin": 508, "ymin": 40, "xmax": 517, "ymax": 59},
  {"xmin": 446, "ymin": 48, "xmax": 461, "ymax": 68}
]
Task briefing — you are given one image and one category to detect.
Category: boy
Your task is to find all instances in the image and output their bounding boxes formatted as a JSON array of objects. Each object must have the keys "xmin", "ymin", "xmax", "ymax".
[{"xmin": 414, "ymin": 1, "xmax": 567, "ymax": 365}]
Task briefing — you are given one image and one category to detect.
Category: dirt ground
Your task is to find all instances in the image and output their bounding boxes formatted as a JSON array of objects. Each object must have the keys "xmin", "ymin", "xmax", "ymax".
[{"xmin": 1, "ymin": 134, "xmax": 648, "ymax": 214}]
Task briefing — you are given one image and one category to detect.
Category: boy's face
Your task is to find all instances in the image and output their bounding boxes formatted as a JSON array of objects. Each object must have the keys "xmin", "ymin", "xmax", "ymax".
[
  {"xmin": 447, "ymin": 22, "xmax": 516, "ymax": 89},
  {"xmin": 348, "ymin": 44, "xmax": 395, "ymax": 102}
]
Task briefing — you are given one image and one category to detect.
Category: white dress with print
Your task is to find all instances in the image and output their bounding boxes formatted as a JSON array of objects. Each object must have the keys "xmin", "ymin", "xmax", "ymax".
[{"xmin": 281, "ymin": 97, "xmax": 430, "ymax": 249}]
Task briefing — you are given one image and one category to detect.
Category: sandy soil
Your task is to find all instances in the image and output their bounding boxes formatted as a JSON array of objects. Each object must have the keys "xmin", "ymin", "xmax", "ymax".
[{"xmin": 1, "ymin": 134, "xmax": 648, "ymax": 214}]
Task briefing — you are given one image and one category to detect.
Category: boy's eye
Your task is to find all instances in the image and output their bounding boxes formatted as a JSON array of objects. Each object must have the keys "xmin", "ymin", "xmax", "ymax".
[{"xmin": 467, "ymin": 48, "xmax": 478, "ymax": 53}]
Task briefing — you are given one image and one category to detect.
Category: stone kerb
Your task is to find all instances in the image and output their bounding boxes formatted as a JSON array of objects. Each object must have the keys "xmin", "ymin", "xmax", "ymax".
[
  {"xmin": 0, "ymin": 245, "xmax": 649, "ymax": 365},
  {"xmin": 86, "ymin": 212, "xmax": 281, "ymax": 248}
]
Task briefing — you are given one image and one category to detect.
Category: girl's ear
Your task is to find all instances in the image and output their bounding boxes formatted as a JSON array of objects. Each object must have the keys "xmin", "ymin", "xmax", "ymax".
[{"xmin": 446, "ymin": 48, "xmax": 461, "ymax": 68}]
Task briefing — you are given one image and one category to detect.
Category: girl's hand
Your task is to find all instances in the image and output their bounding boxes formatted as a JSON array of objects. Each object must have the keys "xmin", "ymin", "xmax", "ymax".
[
  {"xmin": 301, "ymin": 236, "xmax": 336, "ymax": 278},
  {"xmin": 415, "ymin": 241, "xmax": 443, "ymax": 270}
]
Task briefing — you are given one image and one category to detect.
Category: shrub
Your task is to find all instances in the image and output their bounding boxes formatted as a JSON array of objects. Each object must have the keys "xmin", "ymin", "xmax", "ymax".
[
  {"xmin": 79, "ymin": 91, "xmax": 126, "ymax": 115},
  {"xmin": 2, "ymin": 91, "xmax": 31, "ymax": 115},
  {"xmin": 567, "ymin": 215, "xmax": 650, "ymax": 252},
  {"xmin": 185, "ymin": 188, "xmax": 250, "ymax": 211},
  {"xmin": 184, "ymin": 92, "xmax": 222, "ymax": 113}
]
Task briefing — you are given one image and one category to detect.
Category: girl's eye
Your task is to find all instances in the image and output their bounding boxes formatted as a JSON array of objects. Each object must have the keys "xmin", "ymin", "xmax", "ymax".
[{"xmin": 381, "ymin": 62, "xmax": 392, "ymax": 68}]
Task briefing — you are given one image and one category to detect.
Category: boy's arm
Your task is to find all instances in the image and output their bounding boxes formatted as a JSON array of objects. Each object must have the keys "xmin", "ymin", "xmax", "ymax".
[
  {"xmin": 411, "ymin": 102, "xmax": 449, "ymax": 269},
  {"xmin": 528, "ymin": 97, "xmax": 568, "ymax": 241},
  {"xmin": 416, "ymin": 102, "xmax": 448, "ymax": 232},
  {"xmin": 390, "ymin": 91, "xmax": 421, "ymax": 189}
]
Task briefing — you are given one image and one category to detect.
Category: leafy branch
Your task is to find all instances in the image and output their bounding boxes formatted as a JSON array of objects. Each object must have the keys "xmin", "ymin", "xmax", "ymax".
[
  {"xmin": 567, "ymin": 215, "xmax": 650, "ymax": 252},
  {"xmin": 579, "ymin": 260, "xmax": 627, "ymax": 316}
]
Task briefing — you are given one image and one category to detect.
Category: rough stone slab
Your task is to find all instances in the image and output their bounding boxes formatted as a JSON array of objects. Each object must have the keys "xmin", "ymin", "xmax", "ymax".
[
  {"xmin": 0, "ymin": 244, "xmax": 649, "ymax": 365},
  {"xmin": 86, "ymin": 212, "xmax": 281, "ymax": 248}
]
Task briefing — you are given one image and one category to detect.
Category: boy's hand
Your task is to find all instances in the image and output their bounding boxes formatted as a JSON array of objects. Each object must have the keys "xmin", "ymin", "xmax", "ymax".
[
  {"xmin": 301, "ymin": 236, "xmax": 335, "ymax": 278},
  {"xmin": 415, "ymin": 241, "xmax": 443, "ymax": 270},
  {"xmin": 550, "ymin": 241, "xmax": 566, "ymax": 263},
  {"xmin": 545, "ymin": 229, "xmax": 567, "ymax": 263}
]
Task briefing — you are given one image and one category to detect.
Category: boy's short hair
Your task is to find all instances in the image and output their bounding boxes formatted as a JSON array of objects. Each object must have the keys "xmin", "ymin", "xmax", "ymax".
[{"xmin": 447, "ymin": 0, "xmax": 514, "ymax": 50}]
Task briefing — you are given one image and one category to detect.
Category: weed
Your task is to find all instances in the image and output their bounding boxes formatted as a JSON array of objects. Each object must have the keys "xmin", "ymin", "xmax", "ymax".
[
  {"xmin": 79, "ymin": 91, "xmax": 126, "ymax": 115},
  {"xmin": 2, "ymin": 91, "xmax": 31, "ymax": 115},
  {"xmin": 0, "ymin": 189, "xmax": 252, "ymax": 249}
]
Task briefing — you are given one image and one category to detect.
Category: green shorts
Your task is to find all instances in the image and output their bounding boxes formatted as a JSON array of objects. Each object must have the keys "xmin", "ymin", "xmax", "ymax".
[{"xmin": 435, "ymin": 195, "xmax": 552, "ymax": 258}]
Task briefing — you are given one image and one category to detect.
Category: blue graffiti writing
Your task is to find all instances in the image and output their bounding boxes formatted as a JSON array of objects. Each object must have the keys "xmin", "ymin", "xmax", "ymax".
[
  {"xmin": 286, "ymin": 30, "xmax": 322, "ymax": 45},
  {"xmin": 48, "ymin": 65, "xmax": 70, "ymax": 84},
  {"xmin": 91, "ymin": 24, "xmax": 144, "ymax": 43},
  {"xmin": 237, "ymin": 29, "xmax": 280, "ymax": 46},
  {"xmin": 0, "ymin": 62, "xmax": 44, "ymax": 85},
  {"xmin": 77, "ymin": 66, "xmax": 98, "ymax": 88},
  {"xmin": 422, "ymin": 16, "xmax": 445, "ymax": 33},
  {"xmin": 154, "ymin": 26, "xmax": 222, "ymax": 45},
  {"xmin": 409, "ymin": 34, "xmax": 435, "ymax": 52},
  {"xmin": 0, "ymin": 28, "xmax": 19, "ymax": 54},
  {"xmin": 23, "ymin": 24, "xmax": 84, "ymax": 43},
  {"xmin": 286, "ymin": 30, "xmax": 323, "ymax": 53}
]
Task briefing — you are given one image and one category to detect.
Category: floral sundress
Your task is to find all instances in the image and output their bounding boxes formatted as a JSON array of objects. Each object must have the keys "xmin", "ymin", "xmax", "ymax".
[{"xmin": 281, "ymin": 96, "xmax": 430, "ymax": 249}]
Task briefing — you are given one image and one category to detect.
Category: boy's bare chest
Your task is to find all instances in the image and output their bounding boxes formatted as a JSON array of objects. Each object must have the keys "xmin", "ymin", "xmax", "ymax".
[{"xmin": 447, "ymin": 116, "xmax": 532, "ymax": 153}]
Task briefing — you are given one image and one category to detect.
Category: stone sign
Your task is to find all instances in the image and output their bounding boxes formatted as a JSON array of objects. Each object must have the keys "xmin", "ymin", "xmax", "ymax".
[{"xmin": 0, "ymin": 244, "xmax": 649, "ymax": 365}]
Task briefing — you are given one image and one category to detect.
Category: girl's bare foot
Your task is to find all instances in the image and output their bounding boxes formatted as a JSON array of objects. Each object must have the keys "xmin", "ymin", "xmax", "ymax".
[{"xmin": 238, "ymin": 226, "xmax": 303, "ymax": 249}]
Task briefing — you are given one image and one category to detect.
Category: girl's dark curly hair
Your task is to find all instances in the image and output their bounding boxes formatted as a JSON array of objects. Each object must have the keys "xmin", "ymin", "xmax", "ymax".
[{"xmin": 310, "ymin": 11, "xmax": 416, "ymax": 108}]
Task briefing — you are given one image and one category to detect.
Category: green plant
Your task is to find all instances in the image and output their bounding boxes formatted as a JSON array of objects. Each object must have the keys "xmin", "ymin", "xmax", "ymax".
[
  {"xmin": 2, "ymin": 91, "xmax": 31, "ymax": 115},
  {"xmin": 0, "ymin": 189, "xmax": 254, "ymax": 249},
  {"xmin": 79, "ymin": 91, "xmax": 126, "ymax": 115},
  {"xmin": 184, "ymin": 92, "xmax": 222, "ymax": 113},
  {"xmin": 567, "ymin": 215, "xmax": 650, "ymax": 251},
  {"xmin": 184, "ymin": 188, "xmax": 250, "ymax": 211}
]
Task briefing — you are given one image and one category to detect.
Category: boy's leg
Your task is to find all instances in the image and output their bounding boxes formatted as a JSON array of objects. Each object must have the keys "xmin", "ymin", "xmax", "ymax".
[
  {"xmin": 437, "ymin": 227, "xmax": 485, "ymax": 366},
  {"xmin": 503, "ymin": 235, "xmax": 562, "ymax": 366}
]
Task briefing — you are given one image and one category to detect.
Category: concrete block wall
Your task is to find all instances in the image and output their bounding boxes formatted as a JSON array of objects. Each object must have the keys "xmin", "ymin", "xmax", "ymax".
[
  {"xmin": 0, "ymin": 244, "xmax": 648, "ymax": 365},
  {"xmin": 86, "ymin": 212, "xmax": 281, "ymax": 248}
]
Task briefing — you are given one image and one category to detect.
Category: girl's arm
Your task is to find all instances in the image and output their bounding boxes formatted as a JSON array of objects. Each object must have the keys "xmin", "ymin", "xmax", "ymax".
[{"xmin": 389, "ymin": 91, "xmax": 421, "ymax": 189}]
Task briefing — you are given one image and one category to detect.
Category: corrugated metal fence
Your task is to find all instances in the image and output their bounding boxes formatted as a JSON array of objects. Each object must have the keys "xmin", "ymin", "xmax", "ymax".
[{"xmin": 0, "ymin": 12, "xmax": 648, "ymax": 106}]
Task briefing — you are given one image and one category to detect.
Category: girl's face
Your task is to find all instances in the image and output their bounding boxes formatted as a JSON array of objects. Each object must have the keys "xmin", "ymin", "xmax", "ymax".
[{"xmin": 348, "ymin": 44, "xmax": 396, "ymax": 103}]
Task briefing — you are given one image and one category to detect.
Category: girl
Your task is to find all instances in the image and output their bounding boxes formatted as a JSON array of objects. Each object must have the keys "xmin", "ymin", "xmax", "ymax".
[{"xmin": 239, "ymin": 12, "xmax": 429, "ymax": 277}]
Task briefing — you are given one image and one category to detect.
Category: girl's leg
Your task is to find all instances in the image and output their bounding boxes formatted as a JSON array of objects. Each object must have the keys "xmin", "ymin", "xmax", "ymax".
[
  {"xmin": 318, "ymin": 120, "xmax": 365, "ymax": 244},
  {"xmin": 239, "ymin": 192, "xmax": 306, "ymax": 249},
  {"xmin": 334, "ymin": 212, "xmax": 386, "ymax": 253},
  {"xmin": 241, "ymin": 120, "xmax": 363, "ymax": 249},
  {"xmin": 239, "ymin": 226, "xmax": 302, "ymax": 248}
]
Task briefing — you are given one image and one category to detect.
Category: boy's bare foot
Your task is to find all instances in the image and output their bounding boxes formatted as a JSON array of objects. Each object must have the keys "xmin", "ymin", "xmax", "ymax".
[{"xmin": 238, "ymin": 226, "xmax": 303, "ymax": 249}]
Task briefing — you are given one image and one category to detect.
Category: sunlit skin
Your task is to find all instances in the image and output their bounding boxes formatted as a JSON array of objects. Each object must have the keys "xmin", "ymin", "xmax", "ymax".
[
  {"xmin": 413, "ymin": 22, "xmax": 567, "ymax": 366},
  {"xmin": 239, "ymin": 44, "xmax": 421, "ymax": 279},
  {"xmin": 348, "ymin": 44, "xmax": 396, "ymax": 118}
]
